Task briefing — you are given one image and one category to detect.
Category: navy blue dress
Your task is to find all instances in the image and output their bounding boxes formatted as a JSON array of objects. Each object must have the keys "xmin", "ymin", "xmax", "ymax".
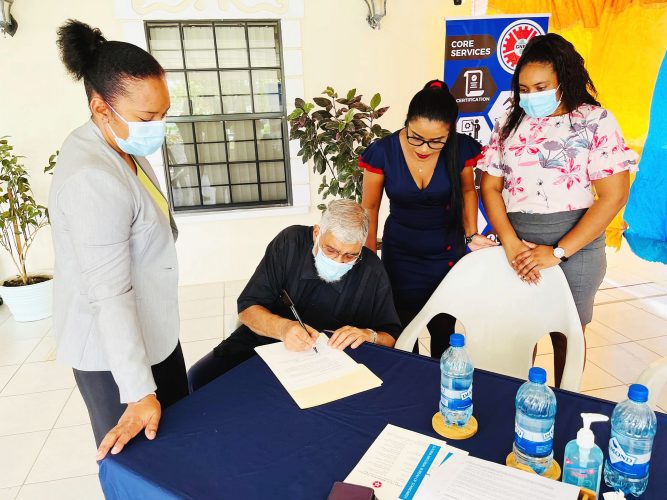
[{"xmin": 360, "ymin": 131, "xmax": 482, "ymax": 345}]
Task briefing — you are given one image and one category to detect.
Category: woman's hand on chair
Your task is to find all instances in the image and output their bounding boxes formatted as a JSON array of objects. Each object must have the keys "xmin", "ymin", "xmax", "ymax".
[
  {"xmin": 467, "ymin": 234, "xmax": 499, "ymax": 252},
  {"xmin": 513, "ymin": 240, "xmax": 560, "ymax": 282},
  {"xmin": 96, "ymin": 393, "xmax": 161, "ymax": 461},
  {"xmin": 504, "ymin": 238, "xmax": 541, "ymax": 284}
]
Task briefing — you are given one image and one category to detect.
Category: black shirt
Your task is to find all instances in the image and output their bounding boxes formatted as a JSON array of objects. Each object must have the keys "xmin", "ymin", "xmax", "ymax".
[{"xmin": 237, "ymin": 225, "xmax": 402, "ymax": 339}]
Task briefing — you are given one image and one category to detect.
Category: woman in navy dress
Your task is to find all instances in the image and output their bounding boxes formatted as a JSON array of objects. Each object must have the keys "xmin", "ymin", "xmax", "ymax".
[{"xmin": 361, "ymin": 80, "xmax": 497, "ymax": 358}]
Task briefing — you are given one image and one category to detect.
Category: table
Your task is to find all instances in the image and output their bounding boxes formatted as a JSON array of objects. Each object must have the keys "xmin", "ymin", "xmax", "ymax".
[{"xmin": 99, "ymin": 344, "xmax": 667, "ymax": 499}]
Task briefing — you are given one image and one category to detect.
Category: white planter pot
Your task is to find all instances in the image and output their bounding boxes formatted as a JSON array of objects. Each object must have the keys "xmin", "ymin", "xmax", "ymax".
[{"xmin": 0, "ymin": 277, "xmax": 53, "ymax": 322}]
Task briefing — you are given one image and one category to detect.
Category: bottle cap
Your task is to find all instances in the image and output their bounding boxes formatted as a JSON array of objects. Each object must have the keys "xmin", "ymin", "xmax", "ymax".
[
  {"xmin": 528, "ymin": 367, "xmax": 546, "ymax": 384},
  {"xmin": 450, "ymin": 333, "xmax": 465, "ymax": 347},
  {"xmin": 628, "ymin": 384, "xmax": 649, "ymax": 403},
  {"xmin": 576, "ymin": 413, "xmax": 609, "ymax": 449}
]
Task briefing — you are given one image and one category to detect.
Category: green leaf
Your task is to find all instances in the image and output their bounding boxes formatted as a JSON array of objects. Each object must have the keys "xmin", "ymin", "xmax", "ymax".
[
  {"xmin": 346, "ymin": 88, "xmax": 357, "ymax": 101},
  {"xmin": 314, "ymin": 153, "xmax": 326, "ymax": 174},
  {"xmin": 370, "ymin": 93, "xmax": 381, "ymax": 110},
  {"xmin": 329, "ymin": 179, "xmax": 339, "ymax": 196},
  {"xmin": 323, "ymin": 121, "xmax": 339, "ymax": 131},
  {"xmin": 288, "ymin": 108, "xmax": 304, "ymax": 120},
  {"xmin": 304, "ymin": 103, "xmax": 315, "ymax": 113},
  {"xmin": 344, "ymin": 109, "xmax": 355, "ymax": 123}
]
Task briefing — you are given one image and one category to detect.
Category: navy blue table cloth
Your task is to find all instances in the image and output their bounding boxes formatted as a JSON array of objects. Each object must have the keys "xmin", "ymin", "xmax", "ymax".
[{"xmin": 99, "ymin": 345, "xmax": 667, "ymax": 499}]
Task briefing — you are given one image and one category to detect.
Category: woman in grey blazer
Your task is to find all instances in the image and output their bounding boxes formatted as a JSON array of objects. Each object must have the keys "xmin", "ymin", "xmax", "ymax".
[{"xmin": 51, "ymin": 20, "xmax": 188, "ymax": 460}]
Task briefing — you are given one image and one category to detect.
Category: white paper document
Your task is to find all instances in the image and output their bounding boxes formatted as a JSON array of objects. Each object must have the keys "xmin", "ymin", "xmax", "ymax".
[
  {"xmin": 255, "ymin": 333, "xmax": 382, "ymax": 408},
  {"xmin": 414, "ymin": 454, "xmax": 580, "ymax": 500},
  {"xmin": 255, "ymin": 334, "xmax": 359, "ymax": 390},
  {"xmin": 345, "ymin": 424, "xmax": 468, "ymax": 500}
]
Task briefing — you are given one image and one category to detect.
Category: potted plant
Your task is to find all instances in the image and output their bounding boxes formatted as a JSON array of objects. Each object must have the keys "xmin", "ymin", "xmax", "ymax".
[
  {"xmin": 0, "ymin": 137, "xmax": 56, "ymax": 322},
  {"xmin": 288, "ymin": 87, "xmax": 390, "ymax": 210}
]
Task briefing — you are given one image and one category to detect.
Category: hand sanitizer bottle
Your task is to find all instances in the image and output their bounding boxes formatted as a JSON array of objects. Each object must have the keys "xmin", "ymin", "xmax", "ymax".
[{"xmin": 562, "ymin": 413, "xmax": 609, "ymax": 497}]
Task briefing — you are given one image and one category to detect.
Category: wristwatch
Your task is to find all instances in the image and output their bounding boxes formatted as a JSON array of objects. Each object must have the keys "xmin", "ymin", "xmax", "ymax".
[
  {"xmin": 465, "ymin": 232, "xmax": 478, "ymax": 245},
  {"xmin": 553, "ymin": 246, "xmax": 569, "ymax": 262},
  {"xmin": 368, "ymin": 329, "xmax": 378, "ymax": 344}
]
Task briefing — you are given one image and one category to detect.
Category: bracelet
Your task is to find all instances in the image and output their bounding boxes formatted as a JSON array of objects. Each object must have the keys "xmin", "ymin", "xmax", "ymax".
[
  {"xmin": 368, "ymin": 329, "xmax": 378, "ymax": 344},
  {"xmin": 465, "ymin": 232, "xmax": 479, "ymax": 245}
]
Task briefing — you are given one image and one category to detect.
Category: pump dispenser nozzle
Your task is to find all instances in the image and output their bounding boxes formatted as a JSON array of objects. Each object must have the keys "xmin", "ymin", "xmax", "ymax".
[{"xmin": 577, "ymin": 413, "xmax": 609, "ymax": 448}]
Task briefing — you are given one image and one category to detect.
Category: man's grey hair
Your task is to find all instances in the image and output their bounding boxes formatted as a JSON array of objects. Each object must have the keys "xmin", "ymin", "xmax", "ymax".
[{"xmin": 319, "ymin": 199, "xmax": 369, "ymax": 245}]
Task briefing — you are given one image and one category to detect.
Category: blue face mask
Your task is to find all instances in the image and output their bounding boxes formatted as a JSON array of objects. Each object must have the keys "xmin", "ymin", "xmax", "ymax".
[
  {"xmin": 519, "ymin": 87, "xmax": 561, "ymax": 119},
  {"xmin": 106, "ymin": 103, "xmax": 166, "ymax": 157},
  {"xmin": 313, "ymin": 237, "xmax": 356, "ymax": 283}
]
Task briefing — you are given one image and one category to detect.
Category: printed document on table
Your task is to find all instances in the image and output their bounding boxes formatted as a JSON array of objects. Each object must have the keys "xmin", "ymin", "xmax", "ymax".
[
  {"xmin": 345, "ymin": 424, "xmax": 468, "ymax": 500},
  {"xmin": 414, "ymin": 454, "xmax": 579, "ymax": 500},
  {"xmin": 255, "ymin": 333, "xmax": 382, "ymax": 408}
]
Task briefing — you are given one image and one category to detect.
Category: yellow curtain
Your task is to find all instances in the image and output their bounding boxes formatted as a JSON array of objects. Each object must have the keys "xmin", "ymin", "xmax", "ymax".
[{"xmin": 486, "ymin": 0, "xmax": 667, "ymax": 248}]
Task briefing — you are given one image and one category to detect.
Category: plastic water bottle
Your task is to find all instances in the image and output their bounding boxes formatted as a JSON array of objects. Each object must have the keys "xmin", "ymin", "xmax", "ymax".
[
  {"xmin": 439, "ymin": 333, "xmax": 473, "ymax": 426},
  {"xmin": 513, "ymin": 367, "xmax": 557, "ymax": 474},
  {"xmin": 604, "ymin": 384, "xmax": 657, "ymax": 497}
]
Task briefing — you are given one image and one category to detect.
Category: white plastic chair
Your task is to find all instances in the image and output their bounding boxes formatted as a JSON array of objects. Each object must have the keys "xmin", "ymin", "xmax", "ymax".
[
  {"xmin": 638, "ymin": 357, "xmax": 667, "ymax": 410},
  {"xmin": 395, "ymin": 246, "xmax": 585, "ymax": 391}
]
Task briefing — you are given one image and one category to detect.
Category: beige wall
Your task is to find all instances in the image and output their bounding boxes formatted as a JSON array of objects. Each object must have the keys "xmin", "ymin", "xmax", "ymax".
[{"xmin": 0, "ymin": 0, "xmax": 471, "ymax": 285}]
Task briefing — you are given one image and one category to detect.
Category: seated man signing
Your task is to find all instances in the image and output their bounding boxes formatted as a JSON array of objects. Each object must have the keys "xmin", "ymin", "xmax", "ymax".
[{"xmin": 188, "ymin": 199, "xmax": 401, "ymax": 391}]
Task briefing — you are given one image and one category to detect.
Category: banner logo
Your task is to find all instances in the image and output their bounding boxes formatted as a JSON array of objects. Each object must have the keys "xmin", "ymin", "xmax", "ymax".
[
  {"xmin": 451, "ymin": 67, "xmax": 496, "ymax": 113},
  {"xmin": 497, "ymin": 19, "xmax": 545, "ymax": 73}
]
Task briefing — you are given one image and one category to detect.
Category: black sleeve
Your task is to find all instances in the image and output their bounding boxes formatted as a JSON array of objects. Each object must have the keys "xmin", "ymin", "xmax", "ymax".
[
  {"xmin": 369, "ymin": 276, "xmax": 403, "ymax": 339},
  {"xmin": 237, "ymin": 232, "xmax": 288, "ymax": 314}
]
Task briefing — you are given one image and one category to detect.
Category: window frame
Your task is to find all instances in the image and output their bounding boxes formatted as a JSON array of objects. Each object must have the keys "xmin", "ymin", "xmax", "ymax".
[{"xmin": 144, "ymin": 19, "xmax": 293, "ymax": 213}]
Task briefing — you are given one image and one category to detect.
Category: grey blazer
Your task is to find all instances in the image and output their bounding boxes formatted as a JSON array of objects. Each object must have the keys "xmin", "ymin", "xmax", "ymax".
[{"xmin": 49, "ymin": 120, "xmax": 180, "ymax": 403}]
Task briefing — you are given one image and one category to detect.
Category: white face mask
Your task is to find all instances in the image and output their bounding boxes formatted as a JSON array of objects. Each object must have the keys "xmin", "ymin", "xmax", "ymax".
[{"xmin": 312, "ymin": 235, "xmax": 356, "ymax": 283}]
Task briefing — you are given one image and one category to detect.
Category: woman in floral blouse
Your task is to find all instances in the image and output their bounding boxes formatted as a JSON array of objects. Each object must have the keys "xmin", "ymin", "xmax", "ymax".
[{"xmin": 479, "ymin": 33, "xmax": 637, "ymax": 387}]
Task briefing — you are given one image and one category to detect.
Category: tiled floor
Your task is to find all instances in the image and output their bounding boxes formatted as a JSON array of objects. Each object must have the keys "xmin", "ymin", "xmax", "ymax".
[{"xmin": 1, "ymin": 245, "xmax": 666, "ymax": 498}]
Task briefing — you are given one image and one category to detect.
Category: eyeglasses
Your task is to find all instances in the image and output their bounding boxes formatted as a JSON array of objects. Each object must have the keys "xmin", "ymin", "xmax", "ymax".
[
  {"xmin": 406, "ymin": 126, "xmax": 448, "ymax": 150},
  {"xmin": 321, "ymin": 243, "xmax": 362, "ymax": 264}
]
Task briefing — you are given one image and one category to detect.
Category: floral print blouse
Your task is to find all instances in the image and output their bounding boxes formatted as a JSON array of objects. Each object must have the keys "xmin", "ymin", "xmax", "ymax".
[{"xmin": 478, "ymin": 104, "xmax": 638, "ymax": 214}]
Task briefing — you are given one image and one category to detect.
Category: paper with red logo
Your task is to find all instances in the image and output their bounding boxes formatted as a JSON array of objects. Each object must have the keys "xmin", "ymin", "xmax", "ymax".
[{"xmin": 345, "ymin": 424, "xmax": 467, "ymax": 500}]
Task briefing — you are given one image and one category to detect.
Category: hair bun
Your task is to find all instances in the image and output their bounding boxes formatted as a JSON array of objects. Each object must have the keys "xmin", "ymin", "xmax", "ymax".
[{"xmin": 57, "ymin": 19, "xmax": 106, "ymax": 80}]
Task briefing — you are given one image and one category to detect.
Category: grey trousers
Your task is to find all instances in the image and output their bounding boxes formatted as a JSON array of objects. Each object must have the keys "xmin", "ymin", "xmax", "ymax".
[{"xmin": 73, "ymin": 342, "xmax": 189, "ymax": 447}]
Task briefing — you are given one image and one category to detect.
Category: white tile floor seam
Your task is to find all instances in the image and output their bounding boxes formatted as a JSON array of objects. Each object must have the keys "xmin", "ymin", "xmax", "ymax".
[
  {"xmin": 0, "ymin": 365, "xmax": 19, "ymax": 394},
  {"xmin": 17, "ymin": 387, "xmax": 75, "ymax": 491},
  {"xmin": 0, "ymin": 245, "xmax": 665, "ymax": 498}
]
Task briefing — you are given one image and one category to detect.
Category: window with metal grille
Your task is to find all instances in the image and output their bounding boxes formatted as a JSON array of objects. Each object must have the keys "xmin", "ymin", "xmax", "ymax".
[{"xmin": 145, "ymin": 21, "xmax": 291, "ymax": 211}]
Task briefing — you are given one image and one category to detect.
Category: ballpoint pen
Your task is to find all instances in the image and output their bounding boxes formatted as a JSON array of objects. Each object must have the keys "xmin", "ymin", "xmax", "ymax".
[{"xmin": 279, "ymin": 289, "xmax": 318, "ymax": 354}]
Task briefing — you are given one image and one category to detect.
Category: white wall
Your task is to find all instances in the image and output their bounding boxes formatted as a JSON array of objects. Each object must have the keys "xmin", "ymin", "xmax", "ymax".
[{"xmin": 0, "ymin": 0, "xmax": 471, "ymax": 285}]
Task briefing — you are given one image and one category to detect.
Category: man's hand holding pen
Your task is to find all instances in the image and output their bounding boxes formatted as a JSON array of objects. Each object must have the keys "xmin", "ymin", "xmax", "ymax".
[{"xmin": 279, "ymin": 319, "xmax": 320, "ymax": 352}]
